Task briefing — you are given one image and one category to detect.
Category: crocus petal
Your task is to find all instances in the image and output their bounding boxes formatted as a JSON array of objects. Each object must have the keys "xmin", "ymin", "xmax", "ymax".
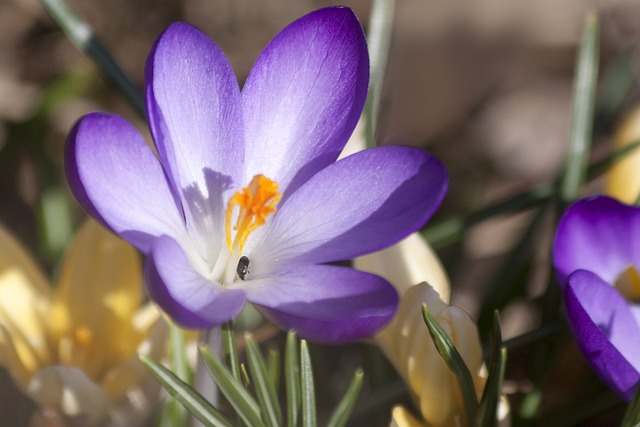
[
  {"xmin": 355, "ymin": 233, "xmax": 451, "ymax": 301},
  {"xmin": 27, "ymin": 366, "xmax": 111, "ymax": 424},
  {"xmin": 242, "ymin": 7, "xmax": 368, "ymax": 197},
  {"xmin": 565, "ymin": 269, "xmax": 640, "ymax": 400},
  {"xmin": 146, "ymin": 236, "xmax": 246, "ymax": 329},
  {"xmin": 250, "ymin": 146, "xmax": 447, "ymax": 272},
  {"xmin": 390, "ymin": 406, "xmax": 426, "ymax": 427},
  {"xmin": 146, "ymin": 22, "xmax": 244, "ymax": 260},
  {"xmin": 553, "ymin": 196, "xmax": 640, "ymax": 285},
  {"xmin": 66, "ymin": 113, "xmax": 184, "ymax": 253},
  {"xmin": 606, "ymin": 106, "xmax": 640, "ymax": 204},
  {"xmin": 244, "ymin": 264, "xmax": 398, "ymax": 344},
  {"xmin": 51, "ymin": 221, "xmax": 144, "ymax": 375},
  {"xmin": 0, "ymin": 222, "xmax": 51, "ymax": 379}
]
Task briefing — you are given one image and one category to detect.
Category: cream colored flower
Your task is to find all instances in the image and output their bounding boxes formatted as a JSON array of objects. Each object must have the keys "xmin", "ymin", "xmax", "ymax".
[
  {"xmin": 354, "ymin": 221, "xmax": 508, "ymax": 427},
  {"xmin": 606, "ymin": 106, "xmax": 640, "ymax": 203},
  {"xmin": 0, "ymin": 220, "xmax": 166, "ymax": 427}
]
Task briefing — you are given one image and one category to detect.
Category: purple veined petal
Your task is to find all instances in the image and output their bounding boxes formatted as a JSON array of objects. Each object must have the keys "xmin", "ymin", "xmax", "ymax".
[
  {"xmin": 146, "ymin": 236, "xmax": 246, "ymax": 329},
  {"xmin": 242, "ymin": 7, "xmax": 368, "ymax": 198},
  {"xmin": 243, "ymin": 264, "xmax": 398, "ymax": 344},
  {"xmin": 553, "ymin": 196, "xmax": 640, "ymax": 286},
  {"xmin": 146, "ymin": 22, "xmax": 244, "ymax": 259},
  {"xmin": 65, "ymin": 113, "xmax": 185, "ymax": 253},
  {"xmin": 565, "ymin": 269, "xmax": 640, "ymax": 401},
  {"xmin": 247, "ymin": 146, "xmax": 448, "ymax": 271}
]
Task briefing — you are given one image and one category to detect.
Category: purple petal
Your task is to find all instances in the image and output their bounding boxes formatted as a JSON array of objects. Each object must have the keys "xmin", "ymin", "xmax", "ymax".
[
  {"xmin": 65, "ymin": 113, "xmax": 184, "ymax": 253},
  {"xmin": 249, "ymin": 146, "xmax": 447, "ymax": 270},
  {"xmin": 146, "ymin": 236, "xmax": 246, "ymax": 329},
  {"xmin": 554, "ymin": 196, "xmax": 640, "ymax": 285},
  {"xmin": 146, "ymin": 22, "xmax": 244, "ymax": 253},
  {"xmin": 565, "ymin": 269, "xmax": 640, "ymax": 400},
  {"xmin": 244, "ymin": 264, "xmax": 398, "ymax": 344},
  {"xmin": 242, "ymin": 7, "xmax": 368, "ymax": 198}
]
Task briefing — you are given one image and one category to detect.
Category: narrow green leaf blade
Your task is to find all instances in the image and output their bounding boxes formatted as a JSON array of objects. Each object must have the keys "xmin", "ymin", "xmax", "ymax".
[
  {"xmin": 422, "ymin": 304, "xmax": 478, "ymax": 423},
  {"xmin": 266, "ymin": 347, "xmax": 280, "ymax": 392},
  {"xmin": 140, "ymin": 355, "xmax": 233, "ymax": 427},
  {"xmin": 364, "ymin": 0, "xmax": 396, "ymax": 147},
  {"xmin": 300, "ymin": 340, "xmax": 317, "ymax": 427},
  {"xmin": 560, "ymin": 12, "xmax": 600, "ymax": 202},
  {"xmin": 199, "ymin": 346, "xmax": 267, "ymax": 427},
  {"xmin": 245, "ymin": 334, "xmax": 283, "ymax": 427},
  {"xmin": 326, "ymin": 369, "xmax": 364, "ymax": 427},
  {"xmin": 621, "ymin": 385, "xmax": 640, "ymax": 427},
  {"xmin": 221, "ymin": 321, "xmax": 242, "ymax": 382},
  {"xmin": 477, "ymin": 313, "xmax": 507, "ymax": 427},
  {"xmin": 285, "ymin": 331, "xmax": 301, "ymax": 427}
]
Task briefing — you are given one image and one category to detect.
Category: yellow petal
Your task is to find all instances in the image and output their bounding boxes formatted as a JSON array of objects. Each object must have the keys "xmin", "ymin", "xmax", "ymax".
[
  {"xmin": 0, "ymin": 222, "xmax": 52, "ymax": 376},
  {"xmin": 379, "ymin": 283, "xmax": 485, "ymax": 427},
  {"xmin": 52, "ymin": 220, "xmax": 144, "ymax": 378},
  {"xmin": 389, "ymin": 406, "xmax": 427, "ymax": 427},
  {"xmin": 101, "ymin": 307, "xmax": 166, "ymax": 399},
  {"xmin": 606, "ymin": 106, "xmax": 640, "ymax": 203},
  {"xmin": 355, "ymin": 233, "xmax": 451, "ymax": 301}
]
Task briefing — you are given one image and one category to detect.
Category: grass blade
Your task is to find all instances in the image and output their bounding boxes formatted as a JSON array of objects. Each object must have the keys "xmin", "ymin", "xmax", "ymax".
[
  {"xmin": 221, "ymin": 321, "xmax": 242, "ymax": 383},
  {"xmin": 364, "ymin": 0, "xmax": 396, "ymax": 147},
  {"xmin": 40, "ymin": 0, "xmax": 145, "ymax": 116},
  {"xmin": 140, "ymin": 355, "xmax": 233, "ymax": 427},
  {"xmin": 286, "ymin": 331, "xmax": 301, "ymax": 427},
  {"xmin": 245, "ymin": 334, "xmax": 283, "ymax": 427},
  {"xmin": 422, "ymin": 304, "xmax": 478, "ymax": 423},
  {"xmin": 199, "ymin": 346, "xmax": 267, "ymax": 427},
  {"xmin": 300, "ymin": 340, "xmax": 317, "ymax": 427},
  {"xmin": 477, "ymin": 313, "xmax": 507, "ymax": 427},
  {"xmin": 560, "ymin": 12, "xmax": 600, "ymax": 202},
  {"xmin": 266, "ymin": 347, "xmax": 280, "ymax": 392},
  {"xmin": 621, "ymin": 385, "xmax": 640, "ymax": 427},
  {"xmin": 326, "ymin": 369, "xmax": 364, "ymax": 427}
]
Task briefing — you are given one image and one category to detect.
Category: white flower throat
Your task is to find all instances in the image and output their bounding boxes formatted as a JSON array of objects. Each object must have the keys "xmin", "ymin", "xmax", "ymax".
[{"xmin": 210, "ymin": 174, "xmax": 281, "ymax": 285}]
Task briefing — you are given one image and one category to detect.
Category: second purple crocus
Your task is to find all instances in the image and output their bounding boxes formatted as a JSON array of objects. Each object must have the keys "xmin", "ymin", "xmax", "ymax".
[
  {"xmin": 65, "ymin": 8, "xmax": 448, "ymax": 343},
  {"xmin": 554, "ymin": 196, "xmax": 640, "ymax": 400}
]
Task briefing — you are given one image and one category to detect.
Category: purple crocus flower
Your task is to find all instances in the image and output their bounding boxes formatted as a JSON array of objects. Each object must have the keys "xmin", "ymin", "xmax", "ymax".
[
  {"xmin": 554, "ymin": 196, "xmax": 640, "ymax": 400},
  {"xmin": 65, "ymin": 7, "xmax": 448, "ymax": 344}
]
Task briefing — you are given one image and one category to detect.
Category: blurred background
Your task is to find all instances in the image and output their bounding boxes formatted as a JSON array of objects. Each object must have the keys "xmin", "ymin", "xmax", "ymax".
[{"xmin": 1, "ymin": 0, "xmax": 640, "ymax": 425}]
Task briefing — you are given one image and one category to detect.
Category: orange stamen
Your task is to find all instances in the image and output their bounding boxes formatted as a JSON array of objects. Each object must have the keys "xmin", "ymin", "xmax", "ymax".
[{"xmin": 225, "ymin": 174, "xmax": 281, "ymax": 253}]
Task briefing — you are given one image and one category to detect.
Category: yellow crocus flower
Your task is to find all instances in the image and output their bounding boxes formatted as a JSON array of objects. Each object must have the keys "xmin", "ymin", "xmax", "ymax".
[
  {"xmin": 606, "ymin": 106, "xmax": 640, "ymax": 203},
  {"xmin": 356, "ymin": 233, "xmax": 508, "ymax": 427},
  {"xmin": 0, "ymin": 220, "xmax": 166, "ymax": 427}
]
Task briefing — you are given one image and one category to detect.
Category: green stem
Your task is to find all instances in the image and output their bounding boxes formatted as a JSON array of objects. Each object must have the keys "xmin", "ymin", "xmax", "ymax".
[{"xmin": 40, "ymin": 0, "xmax": 145, "ymax": 117}]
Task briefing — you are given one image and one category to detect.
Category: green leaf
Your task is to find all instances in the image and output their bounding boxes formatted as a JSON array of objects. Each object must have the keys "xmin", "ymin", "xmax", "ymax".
[
  {"xmin": 266, "ymin": 347, "xmax": 280, "ymax": 392},
  {"xmin": 38, "ymin": 187, "xmax": 73, "ymax": 261},
  {"xmin": 159, "ymin": 322, "xmax": 193, "ymax": 426},
  {"xmin": 199, "ymin": 346, "xmax": 267, "ymax": 427},
  {"xmin": 621, "ymin": 385, "xmax": 640, "ymax": 427},
  {"xmin": 222, "ymin": 321, "xmax": 242, "ymax": 383},
  {"xmin": 326, "ymin": 369, "xmax": 364, "ymax": 427},
  {"xmin": 422, "ymin": 304, "xmax": 478, "ymax": 423},
  {"xmin": 245, "ymin": 334, "xmax": 283, "ymax": 427},
  {"xmin": 424, "ymin": 137, "xmax": 640, "ymax": 250},
  {"xmin": 140, "ymin": 355, "xmax": 233, "ymax": 427},
  {"xmin": 285, "ymin": 331, "xmax": 301, "ymax": 427},
  {"xmin": 364, "ymin": 0, "xmax": 395, "ymax": 148},
  {"xmin": 560, "ymin": 12, "xmax": 599, "ymax": 203},
  {"xmin": 300, "ymin": 340, "xmax": 317, "ymax": 427},
  {"xmin": 476, "ymin": 313, "xmax": 507, "ymax": 427},
  {"xmin": 40, "ymin": 0, "xmax": 145, "ymax": 117}
]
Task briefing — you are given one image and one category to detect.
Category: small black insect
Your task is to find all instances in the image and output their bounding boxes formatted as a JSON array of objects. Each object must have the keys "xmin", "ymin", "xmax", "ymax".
[{"xmin": 236, "ymin": 256, "xmax": 250, "ymax": 280}]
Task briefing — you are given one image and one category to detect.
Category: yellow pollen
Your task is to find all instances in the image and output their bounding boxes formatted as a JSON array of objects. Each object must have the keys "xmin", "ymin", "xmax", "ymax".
[
  {"xmin": 225, "ymin": 174, "xmax": 281, "ymax": 253},
  {"xmin": 615, "ymin": 265, "xmax": 640, "ymax": 301}
]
